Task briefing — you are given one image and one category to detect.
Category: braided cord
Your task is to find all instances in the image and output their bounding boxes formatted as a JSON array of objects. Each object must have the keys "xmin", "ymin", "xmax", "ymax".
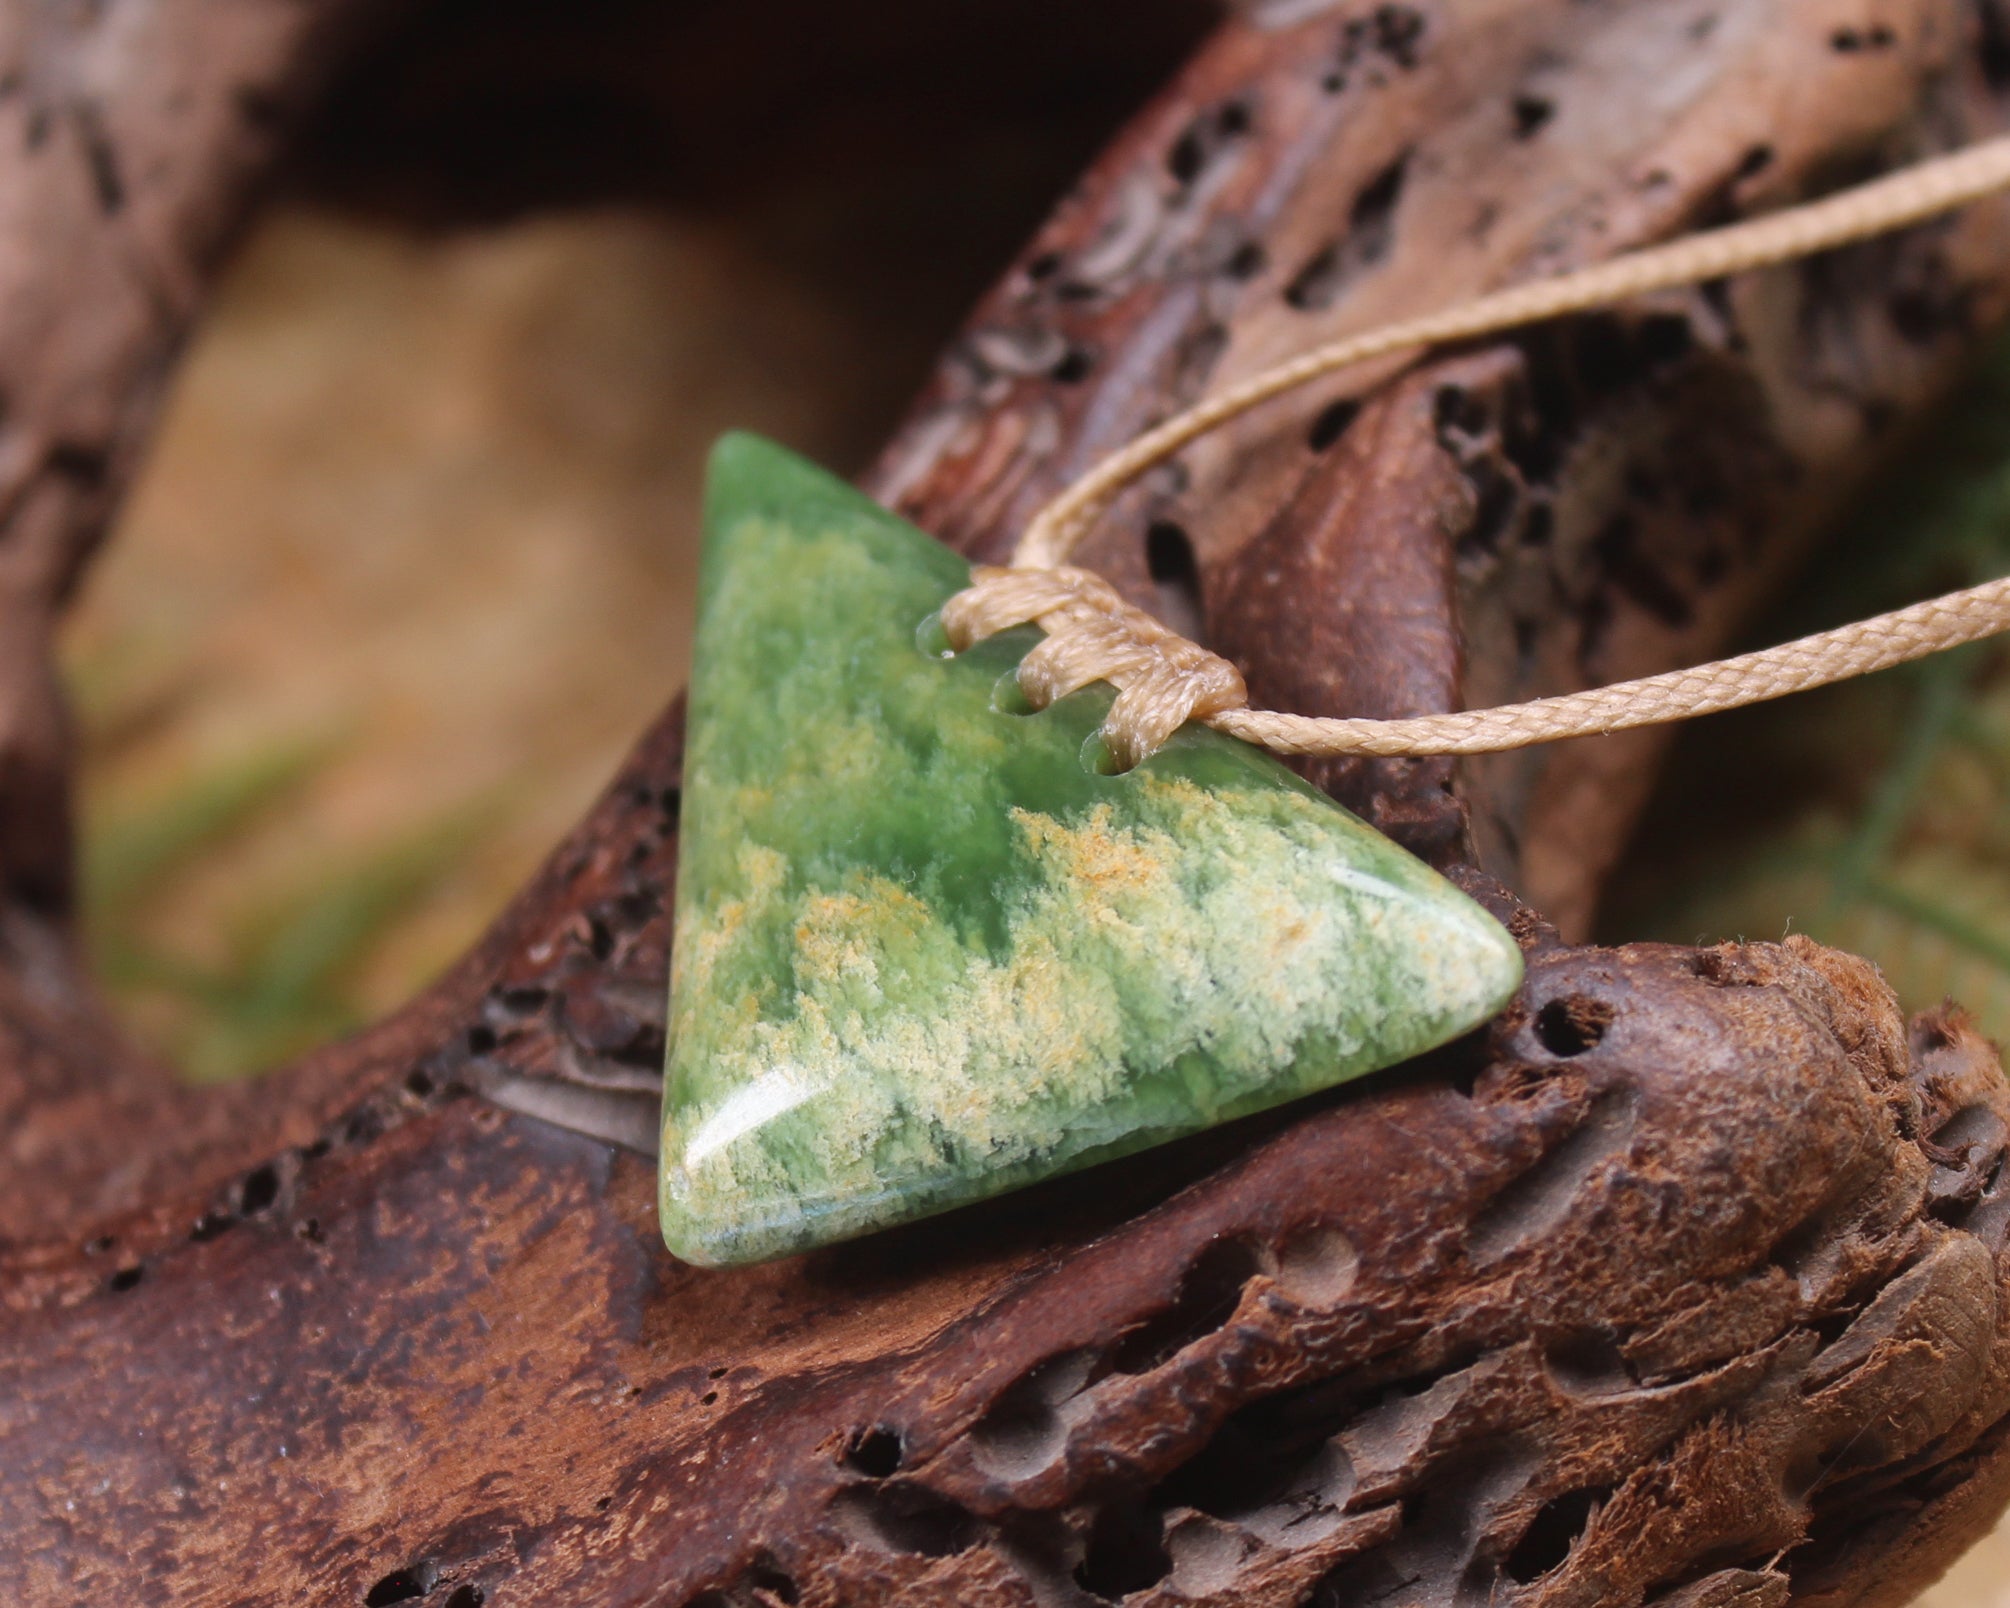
[
  {"xmin": 1214, "ymin": 577, "xmax": 2010, "ymax": 756},
  {"xmin": 949, "ymin": 135, "xmax": 2010, "ymax": 760}
]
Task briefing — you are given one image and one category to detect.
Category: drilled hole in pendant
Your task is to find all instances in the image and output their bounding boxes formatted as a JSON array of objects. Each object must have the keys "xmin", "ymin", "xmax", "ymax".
[
  {"xmin": 1081, "ymin": 732, "xmax": 1129, "ymax": 777},
  {"xmin": 991, "ymin": 670, "xmax": 1038, "ymax": 716},
  {"xmin": 914, "ymin": 610, "xmax": 954, "ymax": 659}
]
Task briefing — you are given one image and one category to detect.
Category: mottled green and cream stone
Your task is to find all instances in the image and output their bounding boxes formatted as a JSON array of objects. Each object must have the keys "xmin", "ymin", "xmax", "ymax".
[{"xmin": 661, "ymin": 434, "xmax": 1523, "ymax": 1266}]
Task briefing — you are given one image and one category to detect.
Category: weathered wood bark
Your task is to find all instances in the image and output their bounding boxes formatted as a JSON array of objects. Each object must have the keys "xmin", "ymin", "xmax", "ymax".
[{"xmin": 8, "ymin": 2, "xmax": 2010, "ymax": 1606}]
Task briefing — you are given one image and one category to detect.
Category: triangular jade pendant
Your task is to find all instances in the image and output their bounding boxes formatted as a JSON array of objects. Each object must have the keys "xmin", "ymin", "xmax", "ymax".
[{"xmin": 661, "ymin": 435, "xmax": 1523, "ymax": 1266}]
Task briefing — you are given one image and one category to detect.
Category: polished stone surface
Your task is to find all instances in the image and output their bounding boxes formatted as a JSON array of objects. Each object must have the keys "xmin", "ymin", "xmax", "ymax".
[{"xmin": 661, "ymin": 435, "xmax": 1523, "ymax": 1266}]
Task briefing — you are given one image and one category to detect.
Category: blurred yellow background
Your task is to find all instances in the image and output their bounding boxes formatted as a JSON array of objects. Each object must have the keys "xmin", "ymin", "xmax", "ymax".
[{"xmin": 65, "ymin": 204, "xmax": 902, "ymax": 1077}]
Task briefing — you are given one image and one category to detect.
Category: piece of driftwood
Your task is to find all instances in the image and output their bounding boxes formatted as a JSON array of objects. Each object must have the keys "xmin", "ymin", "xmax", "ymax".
[{"xmin": 7, "ymin": 2, "xmax": 2010, "ymax": 1605}]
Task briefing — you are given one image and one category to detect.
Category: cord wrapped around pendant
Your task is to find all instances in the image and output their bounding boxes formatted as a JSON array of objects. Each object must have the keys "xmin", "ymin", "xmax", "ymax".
[{"xmin": 945, "ymin": 133, "xmax": 2010, "ymax": 766}]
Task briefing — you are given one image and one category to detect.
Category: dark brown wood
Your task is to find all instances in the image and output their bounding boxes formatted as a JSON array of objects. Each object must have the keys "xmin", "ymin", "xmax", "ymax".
[{"xmin": 7, "ymin": 2, "xmax": 2010, "ymax": 1606}]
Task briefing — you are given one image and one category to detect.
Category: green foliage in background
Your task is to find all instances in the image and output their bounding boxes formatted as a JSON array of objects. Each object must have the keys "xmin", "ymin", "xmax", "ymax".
[
  {"xmin": 78, "ymin": 731, "xmax": 493, "ymax": 1083},
  {"xmin": 1603, "ymin": 329, "xmax": 2010, "ymax": 1039}
]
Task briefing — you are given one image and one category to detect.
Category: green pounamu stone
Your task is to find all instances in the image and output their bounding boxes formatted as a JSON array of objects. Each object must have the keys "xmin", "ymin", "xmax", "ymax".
[{"xmin": 661, "ymin": 434, "xmax": 1523, "ymax": 1266}]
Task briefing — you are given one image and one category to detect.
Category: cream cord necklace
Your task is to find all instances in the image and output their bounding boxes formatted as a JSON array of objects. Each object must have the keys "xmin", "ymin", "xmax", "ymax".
[{"xmin": 941, "ymin": 135, "xmax": 2010, "ymax": 771}]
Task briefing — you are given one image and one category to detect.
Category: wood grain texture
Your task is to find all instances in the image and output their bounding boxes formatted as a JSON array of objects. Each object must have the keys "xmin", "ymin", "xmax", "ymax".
[{"xmin": 6, "ymin": 1, "xmax": 2010, "ymax": 1604}]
